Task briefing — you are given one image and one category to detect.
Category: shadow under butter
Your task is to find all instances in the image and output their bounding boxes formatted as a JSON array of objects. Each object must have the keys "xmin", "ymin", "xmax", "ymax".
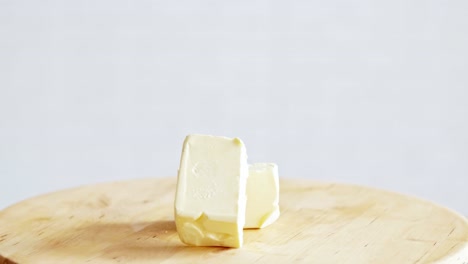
[{"xmin": 38, "ymin": 220, "xmax": 233, "ymax": 260}]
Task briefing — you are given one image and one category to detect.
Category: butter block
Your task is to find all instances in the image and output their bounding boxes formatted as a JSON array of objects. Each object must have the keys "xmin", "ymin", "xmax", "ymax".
[
  {"xmin": 244, "ymin": 163, "xmax": 280, "ymax": 229},
  {"xmin": 174, "ymin": 134, "xmax": 248, "ymax": 248}
]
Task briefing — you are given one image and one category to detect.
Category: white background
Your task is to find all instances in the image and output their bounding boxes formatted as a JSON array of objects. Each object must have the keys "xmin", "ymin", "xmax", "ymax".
[{"xmin": 1, "ymin": 0, "xmax": 467, "ymax": 215}]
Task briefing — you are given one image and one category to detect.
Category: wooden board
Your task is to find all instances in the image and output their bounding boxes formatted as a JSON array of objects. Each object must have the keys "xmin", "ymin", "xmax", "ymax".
[{"xmin": 0, "ymin": 178, "xmax": 467, "ymax": 264}]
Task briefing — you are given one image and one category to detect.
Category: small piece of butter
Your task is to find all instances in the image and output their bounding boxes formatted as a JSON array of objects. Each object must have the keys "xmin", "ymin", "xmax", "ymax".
[
  {"xmin": 174, "ymin": 134, "xmax": 248, "ymax": 248},
  {"xmin": 244, "ymin": 163, "xmax": 280, "ymax": 229}
]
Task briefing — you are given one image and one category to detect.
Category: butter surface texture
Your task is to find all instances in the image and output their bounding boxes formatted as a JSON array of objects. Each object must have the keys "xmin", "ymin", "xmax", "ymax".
[
  {"xmin": 175, "ymin": 134, "xmax": 248, "ymax": 248},
  {"xmin": 245, "ymin": 163, "xmax": 280, "ymax": 229}
]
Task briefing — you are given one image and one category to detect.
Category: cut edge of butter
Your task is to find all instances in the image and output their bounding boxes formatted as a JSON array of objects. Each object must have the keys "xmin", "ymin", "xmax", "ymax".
[{"xmin": 244, "ymin": 163, "xmax": 280, "ymax": 229}]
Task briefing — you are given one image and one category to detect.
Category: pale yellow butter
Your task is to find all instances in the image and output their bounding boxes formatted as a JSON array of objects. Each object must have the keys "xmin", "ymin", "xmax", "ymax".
[
  {"xmin": 174, "ymin": 134, "xmax": 248, "ymax": 248},
  {"xmin": 245, "ymin": 163, "xmax": 280, "ymax": 229}
]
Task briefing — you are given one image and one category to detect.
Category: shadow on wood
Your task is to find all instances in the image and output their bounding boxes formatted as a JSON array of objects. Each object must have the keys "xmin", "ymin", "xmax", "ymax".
[
  {"xmin": 0, "ymin": 255, "xmax": 17, "ymax": 264},
  {"xmin": 33, "ymin": 220, "xmax": 225, "ymax": 260}
]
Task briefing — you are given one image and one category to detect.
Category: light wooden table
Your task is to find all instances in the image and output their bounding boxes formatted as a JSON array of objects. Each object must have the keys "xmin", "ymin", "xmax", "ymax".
[{"xmin": 0, "ymin": 178, "xmax": 467, "ymax": 263}]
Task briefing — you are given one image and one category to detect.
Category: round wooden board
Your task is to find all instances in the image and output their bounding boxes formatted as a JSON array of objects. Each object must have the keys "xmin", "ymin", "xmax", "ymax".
[{"xmin": 0, "ymin": 178, "xmax": 467, "ymax": 264}]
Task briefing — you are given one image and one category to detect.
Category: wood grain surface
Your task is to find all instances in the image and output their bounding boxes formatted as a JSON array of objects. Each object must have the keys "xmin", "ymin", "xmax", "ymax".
[{"xmin": 0, "ymin": 178, "xmax": 467, "ymax": 263}]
